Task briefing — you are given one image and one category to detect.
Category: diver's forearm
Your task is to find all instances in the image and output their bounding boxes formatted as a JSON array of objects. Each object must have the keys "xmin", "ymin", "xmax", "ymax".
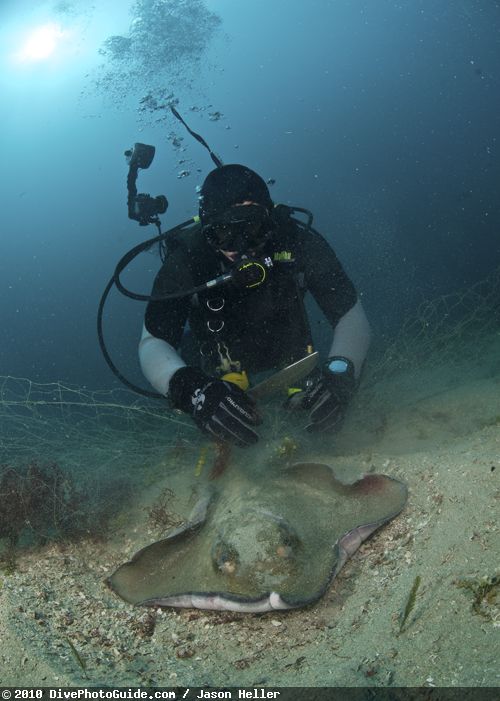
[
  {"xmin": 138, "ymin": 325, "xmax": 186, "ymax": 396},
  {"xmin": 328, "ymin": 299, "xmax": 371, "ymax": 379}
]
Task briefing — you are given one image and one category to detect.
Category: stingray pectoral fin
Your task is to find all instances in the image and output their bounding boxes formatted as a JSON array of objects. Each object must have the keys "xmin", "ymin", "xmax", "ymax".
[
  {"xmin": 107, "ymin": 520, "xmax": 206, "ymax": 605},
  {"xmin": 268, "ymin": 464, "xmax": 408, "ymax": 609},
  {"xmin": 332, "ymin": 473, "xmax": 408, "ymax": 567},
  {"xmin": 335, "ymin": 516, "xmax": 400, "ymax": 575},
  {"xmin": 340, "ymin": 522, "xmax": 383, "ymax": 559},
  {"xmin": 287, "ymin": 463, "xmax": 408, "ymax": 514},
  {"xmin": 107, "ymin": 491, "xmax": 215, "ymax": 606}
]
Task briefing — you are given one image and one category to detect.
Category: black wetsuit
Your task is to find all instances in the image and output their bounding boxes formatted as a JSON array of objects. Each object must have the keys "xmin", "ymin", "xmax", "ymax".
[{"xmin": 145, "ymin": 216, "xmax": 357, "ymax": 376}]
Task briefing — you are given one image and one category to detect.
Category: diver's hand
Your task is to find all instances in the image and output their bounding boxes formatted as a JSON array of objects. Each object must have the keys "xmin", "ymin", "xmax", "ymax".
[
  {"xmin": 290, "ymin": 357, "xmax": 356, "ymax": 433},
  {"xmin": 169, "ymin": 367, "xmax": 261, "ymax": 447}
]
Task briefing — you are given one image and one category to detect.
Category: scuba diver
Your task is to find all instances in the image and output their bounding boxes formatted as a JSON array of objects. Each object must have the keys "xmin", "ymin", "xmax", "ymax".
[{"xmin": 138, "ymin": 163, "xmax": 371, "ymax": 447}]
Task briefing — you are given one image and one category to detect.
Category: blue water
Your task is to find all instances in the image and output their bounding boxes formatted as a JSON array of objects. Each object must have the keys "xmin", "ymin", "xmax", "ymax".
[{"xmin": 1, "ymin": 0, "xmax": 498, "ymax": 392}]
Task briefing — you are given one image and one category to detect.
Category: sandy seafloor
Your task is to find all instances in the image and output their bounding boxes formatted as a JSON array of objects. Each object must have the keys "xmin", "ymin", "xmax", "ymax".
[{"xmin": 0, "ymin": 339, "xmax": 499, "ymax": 689}]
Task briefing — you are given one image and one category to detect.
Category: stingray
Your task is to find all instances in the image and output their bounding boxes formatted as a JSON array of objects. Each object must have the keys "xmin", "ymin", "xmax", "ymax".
[{"xmin": 107, "ymin": 464, "xmax": 407, "ymax": 612}]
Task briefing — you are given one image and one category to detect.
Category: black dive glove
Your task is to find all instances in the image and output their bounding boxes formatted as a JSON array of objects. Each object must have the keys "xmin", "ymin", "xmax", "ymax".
[
  {"xmin": 294, "ymin": 356, "xmax": 356, "ymax": 433},
  {"xmin": 169, "ymin": 367, "xmax": 261, "ymax": 447}
]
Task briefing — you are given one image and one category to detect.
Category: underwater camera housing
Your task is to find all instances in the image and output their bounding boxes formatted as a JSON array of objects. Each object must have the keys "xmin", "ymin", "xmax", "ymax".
[
  {"xmin": 126, "ymin": 142, "xmax": 155, "ymax": 170},
  {"xmin": 125, "ymin": 142, "xmax": 168, "ymax": 226}
]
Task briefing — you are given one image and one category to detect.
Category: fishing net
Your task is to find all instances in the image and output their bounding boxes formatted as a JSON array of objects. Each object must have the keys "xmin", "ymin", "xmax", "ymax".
[
  {"xmin": 0, "ymin": 377, "xmax": 195, "ymax": 467},
  {"xmin": 0, "ymin": 378, "xmax": 198, "ymax": 555},
  {"xmin": 2, "ymin": 266, "xmax": 499, "ymax": 468},
  {"xmin": 363, "ymin": 264, "xmax": 500, "ymax": 390}
]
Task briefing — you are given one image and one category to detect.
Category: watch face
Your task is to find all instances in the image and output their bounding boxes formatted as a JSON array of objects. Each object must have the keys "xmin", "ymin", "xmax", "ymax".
[{"xmin": 328, "ymin": 358, "xmax": 349, "ymax": 374}]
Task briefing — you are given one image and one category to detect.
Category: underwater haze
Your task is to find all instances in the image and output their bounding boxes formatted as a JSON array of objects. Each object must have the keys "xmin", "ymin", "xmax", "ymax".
[
  {"xmin": 1, "ymin": 0, "xmax": 499, "ymax": 390},
  {"xmin": 1, "ymin": 0, "xmax": 500, "ymax": 690}
]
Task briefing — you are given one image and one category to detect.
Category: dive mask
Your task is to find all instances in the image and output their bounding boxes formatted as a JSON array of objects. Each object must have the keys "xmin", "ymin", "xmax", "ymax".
[{"xmin": 202, "ymin": 204, "xmax": 273, "ymax": 252}]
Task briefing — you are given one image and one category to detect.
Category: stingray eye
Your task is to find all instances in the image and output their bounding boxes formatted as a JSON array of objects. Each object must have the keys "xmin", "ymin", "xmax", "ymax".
[
  {"xmin": 220, "ymin": 559, "xmax": 238, "ymax": 575},
  {"xmin": 276, "ymin": 544, "xmax": 293, "ymax": 558},
  {"xmin": 211, "ymin": 539, "xmax": 240, "ymax": 576},
  {"xmin": 276, "ymin": 521, "xmax": 301, "ymax": 558}
]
